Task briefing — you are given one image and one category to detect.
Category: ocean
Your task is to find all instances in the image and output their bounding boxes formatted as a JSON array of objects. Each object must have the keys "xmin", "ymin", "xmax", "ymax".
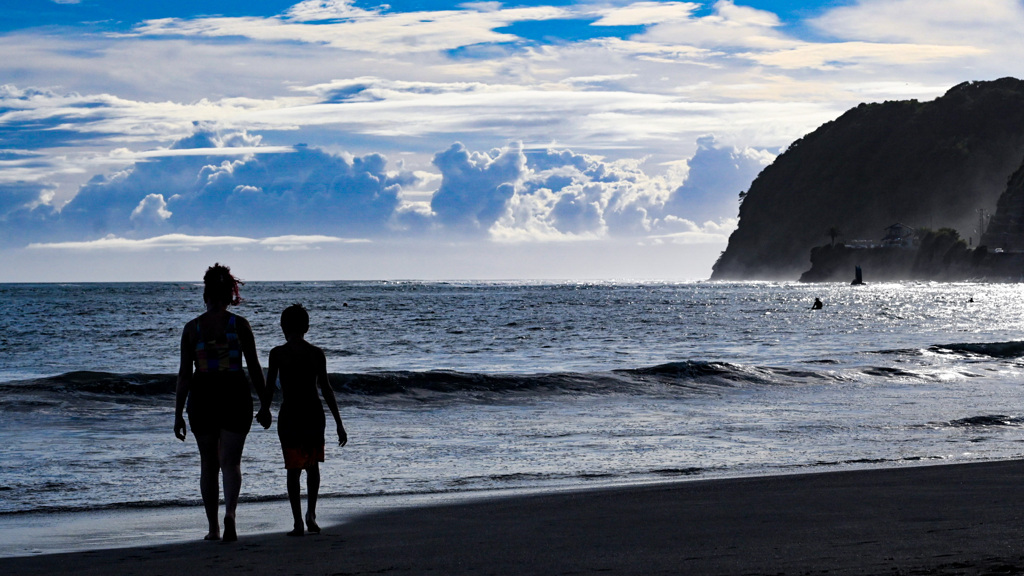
[{"xmin": 2, "ymin": 280, "xmax": 1024, "ymax": 520}]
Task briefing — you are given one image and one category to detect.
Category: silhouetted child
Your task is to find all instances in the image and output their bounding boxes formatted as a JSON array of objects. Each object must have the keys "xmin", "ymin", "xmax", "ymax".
[{"xmin": 265, "ymin": 304, "xmax": 347, "ymax": 536}]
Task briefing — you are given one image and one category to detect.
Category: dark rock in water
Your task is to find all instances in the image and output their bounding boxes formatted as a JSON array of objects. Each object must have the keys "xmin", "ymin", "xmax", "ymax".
[
  {"xmin": 851, "ymin": 265, "xmax": 864, "ymax": 285},
  {"xmin": 712, "ymin": 78, "xmax": 1024, "ymax": 280}
]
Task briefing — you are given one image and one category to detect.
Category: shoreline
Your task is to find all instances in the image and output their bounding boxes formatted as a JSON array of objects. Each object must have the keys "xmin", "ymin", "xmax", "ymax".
[
  {"xmin": 6, "ymin": 459, "xmax": 1024, "ymax": 575},
  {"xmin": 0, "ymin": 457, "xmax": 957, "ymax": 558},
  {"xmin": 0, "ymin": 487, "xmax": 562, "ymax": 558}
]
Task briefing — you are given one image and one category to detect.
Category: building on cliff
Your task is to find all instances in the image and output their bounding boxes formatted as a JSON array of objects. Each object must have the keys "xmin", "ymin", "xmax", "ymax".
[{"xmin": 881, "ymin": 223, "xmax": 917, "ymax": 248}]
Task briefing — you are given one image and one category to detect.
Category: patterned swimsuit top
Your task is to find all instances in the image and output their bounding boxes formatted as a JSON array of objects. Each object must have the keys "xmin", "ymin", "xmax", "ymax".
[{"xmin": 194, "ymin": 314, "xmax": 243, "ymax": 373}]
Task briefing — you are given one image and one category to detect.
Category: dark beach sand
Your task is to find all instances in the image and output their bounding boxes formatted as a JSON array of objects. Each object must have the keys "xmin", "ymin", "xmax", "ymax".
[{"xmin": 6, "ymin": 460, "xmax": 1024, "ymax": 575}]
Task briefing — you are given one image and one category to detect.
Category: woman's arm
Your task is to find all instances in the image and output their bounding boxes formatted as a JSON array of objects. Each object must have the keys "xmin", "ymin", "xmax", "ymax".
[
  {"xmin": 317, "ymin": 351, "xmax": 347, "ymax": 446},
  {"xmin": 237, "ymin": 316, "xmax": 271, "ymax": 429},
  {"xmin": 174, "ymin": 323, "xmax": 193, "ymax": 441}
]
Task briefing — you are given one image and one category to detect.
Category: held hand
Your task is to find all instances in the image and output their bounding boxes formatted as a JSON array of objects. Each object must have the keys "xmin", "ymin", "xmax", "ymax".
[
  {"xmin": 255, "ymin": 407, "xmax": 272, "ymax": 430},
  {"xmin": 174, "ymin": 415, "xmax": 187, "ymax": 441},
  {"xmin": 338, "ymin": 426, "xmax": 348, "ymax": 447}
]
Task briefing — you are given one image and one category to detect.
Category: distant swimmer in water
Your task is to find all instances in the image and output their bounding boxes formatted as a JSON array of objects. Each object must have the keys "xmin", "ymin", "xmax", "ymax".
[{"xmin": 811, "ymin": 298, "xmax": 823, "ymax": 310}]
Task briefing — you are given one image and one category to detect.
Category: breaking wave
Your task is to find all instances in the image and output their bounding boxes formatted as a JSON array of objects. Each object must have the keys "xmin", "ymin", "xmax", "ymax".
[
  {"xmin": 0, "ymin": 360, "xmax": 850, "ymax": 403},
  {"xmin": 931, "ymin": 341, "xmax": 1024, "ymax": 359},
  {"xmin": 3, "ymin": 345, "xmax": 998, "ymax": 405}
]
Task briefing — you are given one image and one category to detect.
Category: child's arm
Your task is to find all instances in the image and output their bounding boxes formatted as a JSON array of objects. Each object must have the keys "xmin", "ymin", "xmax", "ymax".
[
  {"xmin": 258, "ymin": 349, "xmax": 278, "ymax": 428},
  {"xmin": 317, "ymin": 351, "xmax": 347, "ymax": 446}
]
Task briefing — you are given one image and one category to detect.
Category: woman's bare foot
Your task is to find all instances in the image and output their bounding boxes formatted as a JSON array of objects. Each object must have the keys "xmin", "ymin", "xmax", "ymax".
[
  {"xmin": 287, "ymin": 521, "xmax": 304, "ymax": 537},
  {"xmin": 204, "ymin": 532, "xmax": 221, "ymax": 541},
  {"xmin": 305, "ymin": 512, "xmax": 320, "ymax": 534}
]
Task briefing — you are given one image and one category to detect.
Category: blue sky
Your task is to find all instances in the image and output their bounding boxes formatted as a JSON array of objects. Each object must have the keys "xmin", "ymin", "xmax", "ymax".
[{"xmin": 0, "ymin": 0, "xmax": 1020, "ymax": 281}]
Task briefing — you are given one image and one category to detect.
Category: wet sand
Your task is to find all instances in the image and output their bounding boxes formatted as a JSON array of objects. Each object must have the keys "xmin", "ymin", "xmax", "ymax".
[{"xmin": 5, "ymin": 460, "xmax": 1024, "ymax": 575}]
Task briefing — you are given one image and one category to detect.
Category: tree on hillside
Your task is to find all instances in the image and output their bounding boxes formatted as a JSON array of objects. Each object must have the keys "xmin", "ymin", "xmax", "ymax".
[
  {"xmin": 827, "ymin": 226, "xmax": 841, "ymax": 247},
  {"xmin": 913, "ymin": 228, "xmax": 968, "ymax": 276}
]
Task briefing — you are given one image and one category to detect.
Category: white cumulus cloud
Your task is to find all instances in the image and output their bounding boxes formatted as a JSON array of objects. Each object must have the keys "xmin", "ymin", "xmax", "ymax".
[{"xmin": 130, "ymin": 193, "xmax": 172, "ymax": 225}]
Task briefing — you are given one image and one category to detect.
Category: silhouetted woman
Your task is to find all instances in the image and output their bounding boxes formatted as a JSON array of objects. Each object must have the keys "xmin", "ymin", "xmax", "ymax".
[{"xmin": 174, "ymin": 263, "xmax": 271, "ymax": 542}]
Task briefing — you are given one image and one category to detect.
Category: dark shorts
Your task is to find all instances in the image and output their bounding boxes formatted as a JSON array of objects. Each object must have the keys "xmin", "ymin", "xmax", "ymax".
[
  {"xmin": 186, "ymin": 371, "xmax": 254, "ymax": 436},
  {"xmin": 277, "ymin": 403, "xmax": 326, "ymax": 468}
]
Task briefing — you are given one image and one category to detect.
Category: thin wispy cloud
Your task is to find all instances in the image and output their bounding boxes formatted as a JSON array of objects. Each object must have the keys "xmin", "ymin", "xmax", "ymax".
[
  {"xmin": 743, "ymin": 42, "xmax": 989, "ymax": 70},
  {"xmin": 112, "ymin": 146, "xmax": 297, "ymax": 159},
  {"xmin": 28, "ymin": 233, "xmax": 362, "ymax": 251},
  {"xmin": 592, "ymin": 2, "xmax": 702, "ymax": 26},
  {"xmin": 128, "ymin": 1, "xmax": 569, "ymax": 55}
]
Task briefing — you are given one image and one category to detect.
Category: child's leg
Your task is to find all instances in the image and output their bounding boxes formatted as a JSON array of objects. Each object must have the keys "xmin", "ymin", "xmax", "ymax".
[
  {"xmin": 287, "ymin": 468, "xmax": 304, "ymax": 535},
  {"xmin": 306, "ymin": 462, "xmax": 320, "ymax": 520},
  {"xmin": 305, "ymin": 462, "xmax": 321, "ymax": 533}
]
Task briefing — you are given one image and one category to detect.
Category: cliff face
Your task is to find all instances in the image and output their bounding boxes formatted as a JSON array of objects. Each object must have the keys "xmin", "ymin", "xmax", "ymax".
[
  {"xmin": 711, "ymin": 78, "xmax": 1024, "ymax": 280},
  {"xmin": 980, "ymin": 157, "xmax": 1024, "ymax": 251}
]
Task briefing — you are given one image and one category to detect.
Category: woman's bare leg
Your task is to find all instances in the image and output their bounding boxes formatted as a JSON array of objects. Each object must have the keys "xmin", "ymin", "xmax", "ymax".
[
  {"xmin": 218, "ymin": 430, "xmax": 247, "ymax": 541},
  {"xmin": 195, "ymin": 433, "xmax": 221, "ymax": 540}
]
